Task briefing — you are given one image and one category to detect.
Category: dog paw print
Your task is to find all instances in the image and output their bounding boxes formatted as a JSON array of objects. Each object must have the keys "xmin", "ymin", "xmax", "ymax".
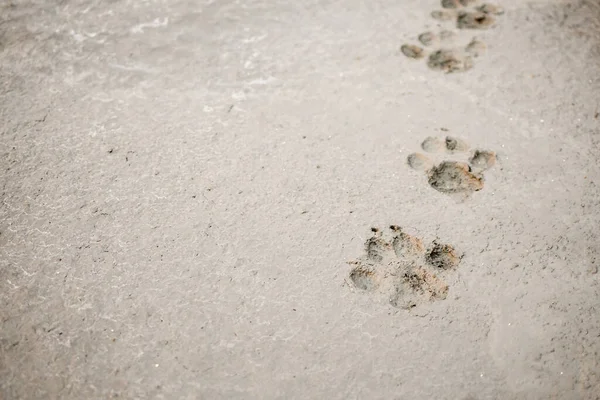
[
  {"xmin": 407, "ymin": 136, "xmax": 496, "ymax": 196},
  {"xmin": 402, "ymin": 37, "xmax": 485, "ymax": 73},
  {"xmin": 348, "ymin": 226, "xmax": 462, "ymax": 310},
  {"xmin": 433, "ymin": 0, "xmax": 504, "ymax": 29},
  {"xmin": 401, "ymin": 1, "xmax": 504, "ymax": 73}
]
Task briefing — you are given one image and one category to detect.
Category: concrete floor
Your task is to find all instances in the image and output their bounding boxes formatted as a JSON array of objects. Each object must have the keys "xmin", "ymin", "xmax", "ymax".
[{"xmin": 1, "ymin": 0, "xmax": 599, "ymax": 399}]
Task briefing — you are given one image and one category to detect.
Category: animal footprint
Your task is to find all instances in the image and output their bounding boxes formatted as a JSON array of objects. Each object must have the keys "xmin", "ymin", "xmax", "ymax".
[
  {"xmin": 407, "ymin": 136, "xmax": 496, "ymax": 196},
  {"xmin": 435, "ymin": 0, "xmax": 504, "ymax": 29},
  {"xmin": 348, "ymin": 226, "xmax": 462, "ymax": 310},
  {"xmin": 401, "ymin": 1, "xmax": 504, "ymax": 73},
  {"xmin": 402, "ymin": 38, "xmax": 487, "ymax": 73}
]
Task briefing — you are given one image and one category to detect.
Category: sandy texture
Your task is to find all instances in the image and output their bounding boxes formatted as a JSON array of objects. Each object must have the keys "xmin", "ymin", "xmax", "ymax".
[{"xmin": 1, "ymin": 0, "xmax": 599, "ymax": 399}]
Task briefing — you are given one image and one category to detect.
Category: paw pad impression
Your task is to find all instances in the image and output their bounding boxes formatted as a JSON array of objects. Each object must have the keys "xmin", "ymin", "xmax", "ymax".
[
  {"xmin": 401, "ymin": 1, "xmax": 505, "ymax": 73},
  {"xmin": 348, "ymin": 226, "xmax": 462, "ymax": 310},
  {"xmin": 407, "ymin": 136, "xmax": 496, "ymax": 196}
]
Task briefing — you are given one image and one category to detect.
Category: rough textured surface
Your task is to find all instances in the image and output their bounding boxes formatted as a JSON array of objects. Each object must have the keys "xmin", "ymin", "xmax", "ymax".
[{"xmin": 1, "ymin": 0, "xmax": 600, "ymax": 399}]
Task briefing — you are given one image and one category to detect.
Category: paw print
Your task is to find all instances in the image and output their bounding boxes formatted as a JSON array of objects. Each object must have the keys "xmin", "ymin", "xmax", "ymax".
[
  {"xmin": 401, "ymin": 37, "xmax": 485, "ymax": 73},
  {"xmin": 432, "ymin": 0, "xmax": 504, "ymax": 29},
  {"xmin": 348, "ymin": 226, "xmax": 462, "ymax": 310},
  {"xmin": 401, "ymin": 1, "xmax": 504, "ymax": 73},
  {"xmin": 407, "ymin": 136, "xmax": 497, "ymax": 196}
]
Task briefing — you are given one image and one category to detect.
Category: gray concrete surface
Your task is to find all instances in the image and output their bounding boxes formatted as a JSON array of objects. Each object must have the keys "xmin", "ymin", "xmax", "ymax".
[{"xmin": 1, "ymin": 0, "xmax": 599, "ymax": 398}]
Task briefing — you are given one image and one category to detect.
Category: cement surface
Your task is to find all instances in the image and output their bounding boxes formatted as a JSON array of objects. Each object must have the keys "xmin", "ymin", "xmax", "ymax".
[{"xmin": 1, "ymin": 0, "xmax": 599, "ymax": 399}]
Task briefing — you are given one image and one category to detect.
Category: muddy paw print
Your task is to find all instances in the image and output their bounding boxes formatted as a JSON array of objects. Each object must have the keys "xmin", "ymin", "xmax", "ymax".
[
  {"xmin": 402, "ymin": 37, "xmax": 484, "ymax": 73},
  {"xmin": 433, "ymin": 0, "xmax": 504, "ymax": 29},
  {"xmin": 348, "ymin": 226, "xmax": 462, "ymax": 310},
  {"xmin": 407, "ymin": 136, "xmax": 496, "ymax": 197},
  {"xmin": 401, "ymin": 1, "xmax": 504, "ymax": 73}
]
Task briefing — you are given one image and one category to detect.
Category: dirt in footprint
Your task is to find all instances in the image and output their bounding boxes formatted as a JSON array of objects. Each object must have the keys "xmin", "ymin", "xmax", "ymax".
[
  {"xmin": 428, "ymin": 161, "xmax": 484, "ymax": 194},
  {"xmin": 348, "ymin": 226, "xmax": 463, "ymax": 311},
  {"xmin": 428, "ymin": 50, "xmax": 473, "ymax": 73}
]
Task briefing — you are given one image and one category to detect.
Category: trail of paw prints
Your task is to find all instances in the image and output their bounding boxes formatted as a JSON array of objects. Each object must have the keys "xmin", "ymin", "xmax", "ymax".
[
  {"xmin": 400, "ymin": 0, "xmax": 504, "ymax": 73},
  {"xmin": 407, "ymin": 136, "xmax": 496, "ymax": 198},
  {"xmin": 348, "ymin": 226, "xmax": 462, "ymax": 310}
]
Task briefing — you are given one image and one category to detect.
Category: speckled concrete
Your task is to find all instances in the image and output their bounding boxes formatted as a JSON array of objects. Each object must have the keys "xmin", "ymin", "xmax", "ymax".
[{"xmin": 1, "ymin": 0, "xmax": 599, "ymax": 399}]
